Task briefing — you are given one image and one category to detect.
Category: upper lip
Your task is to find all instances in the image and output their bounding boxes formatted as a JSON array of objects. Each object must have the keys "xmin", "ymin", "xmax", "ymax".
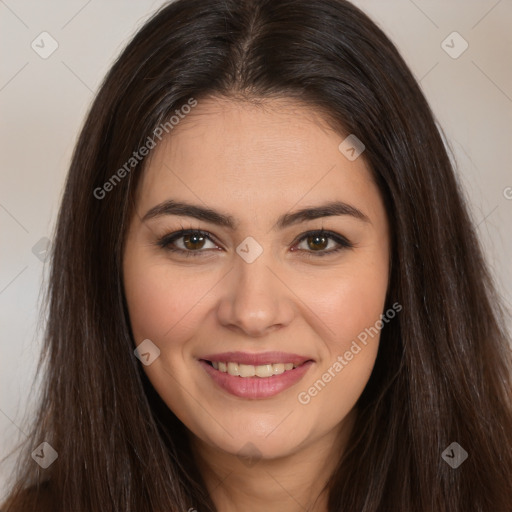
[{"xmin": 200, "ymin": 351, "xmax": 314, "ymax": 366}]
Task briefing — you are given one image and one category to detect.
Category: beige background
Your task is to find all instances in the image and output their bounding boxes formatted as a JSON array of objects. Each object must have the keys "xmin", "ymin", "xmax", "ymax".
[{"xmin": 1, "ymin": 0, "xmax": 511, "ymax": 496}]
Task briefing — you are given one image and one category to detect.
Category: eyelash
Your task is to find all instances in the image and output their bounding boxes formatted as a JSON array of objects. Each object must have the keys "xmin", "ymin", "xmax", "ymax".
[{"xmin": 155, "ymin": 228, "xmax": 353, "ymax": 258}]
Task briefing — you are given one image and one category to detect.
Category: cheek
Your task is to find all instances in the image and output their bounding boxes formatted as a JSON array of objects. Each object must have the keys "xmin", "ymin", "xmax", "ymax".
[
  {"xmin": 124, "ymin": 254, "xmax": 210, "ymax": 343},
  {"xmin": 300, "ymin": 251, "xmax": 389, "ymax": 401},
  {"xmin": 296, "ymin": 269, "xmax": 387, "ymax": 421},
  {"xmin": 313, "ymin": 259, "xmax": 389, "ymax": 350},
  {"xmin": 124, "ymin": 265, "xmax": 176, "ymax": 342}
]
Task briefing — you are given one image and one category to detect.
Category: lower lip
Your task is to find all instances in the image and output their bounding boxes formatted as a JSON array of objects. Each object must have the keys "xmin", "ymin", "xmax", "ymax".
[{"xmin": 198, "ymin": 359, "xmax": 314, "ymax": 399}]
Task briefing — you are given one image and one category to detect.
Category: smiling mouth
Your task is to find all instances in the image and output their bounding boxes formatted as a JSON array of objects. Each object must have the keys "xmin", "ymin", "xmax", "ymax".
[{"xmin": 202, "ymin": 360, "xmax": 311, "ymax": 378}]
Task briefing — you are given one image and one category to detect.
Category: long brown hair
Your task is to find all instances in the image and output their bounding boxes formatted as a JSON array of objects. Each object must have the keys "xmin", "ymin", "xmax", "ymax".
[{"xmin": 3, "ymin": 0, "xmax": 512, "ymax": 510}]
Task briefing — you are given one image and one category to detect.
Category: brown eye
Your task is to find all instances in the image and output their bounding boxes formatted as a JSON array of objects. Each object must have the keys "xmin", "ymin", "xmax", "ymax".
[
  {"xmin": 157, "ymin": 229, "xmax": 218, "ymax": 257},
  {"xmin": 305, "ymin": 234, "xmax": 329, "ymax": 251},
  {"xmin": 294, "ymin": 230, "xmax": 353, "ymax": 257},
  {"xmin": 182, "ymin": 233, "xmax": 207, "ymax": 250}
]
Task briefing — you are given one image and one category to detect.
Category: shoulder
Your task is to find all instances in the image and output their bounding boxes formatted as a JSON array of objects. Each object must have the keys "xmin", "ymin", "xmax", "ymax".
[{"xmin": 1, "ymin": 482, "xmax": 53, "ymax": 512}]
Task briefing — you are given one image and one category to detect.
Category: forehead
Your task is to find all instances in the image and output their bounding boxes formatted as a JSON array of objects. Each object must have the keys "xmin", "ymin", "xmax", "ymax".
[{"xmin": 136, "ymin": 96, "xmax": 381, "ymax": 224}]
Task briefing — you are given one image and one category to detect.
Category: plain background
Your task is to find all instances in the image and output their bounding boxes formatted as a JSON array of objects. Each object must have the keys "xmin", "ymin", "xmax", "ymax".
[{"xmin": 0, "ymin": 0, "xmax": 511, "ymax": 497}]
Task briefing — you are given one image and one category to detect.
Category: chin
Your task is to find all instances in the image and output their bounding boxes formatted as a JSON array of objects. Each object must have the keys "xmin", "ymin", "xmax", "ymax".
[{"xmin": 196, "ymin": 426, "xmax": 307, "ymax": 462}]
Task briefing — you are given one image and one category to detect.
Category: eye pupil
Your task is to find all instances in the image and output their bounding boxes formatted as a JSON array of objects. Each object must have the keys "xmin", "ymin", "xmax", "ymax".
[
  {"xmin": 184, "ymin": 233, "xmax": 205, "ymax": 250},
  {"xmin": 308, "ymin": 235, "xmax": 328, "ymax": 251}
]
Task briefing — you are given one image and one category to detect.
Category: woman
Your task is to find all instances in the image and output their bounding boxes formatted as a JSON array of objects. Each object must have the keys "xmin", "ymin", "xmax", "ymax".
[{"xmin": 2, "ymin": 0, "xmax": 512, "ymax": 510}]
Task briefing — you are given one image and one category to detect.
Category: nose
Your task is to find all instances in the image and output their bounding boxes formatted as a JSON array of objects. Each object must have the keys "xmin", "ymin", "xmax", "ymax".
[{"xmin": 216, "ymin": 252, "xmax": 295, "ymax": 337}]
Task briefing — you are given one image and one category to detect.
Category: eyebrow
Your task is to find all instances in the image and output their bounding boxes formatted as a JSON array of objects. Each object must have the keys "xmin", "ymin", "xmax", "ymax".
[{"xmin": 142, "ymin": 199, "xmax": 371, "ymax": 229}]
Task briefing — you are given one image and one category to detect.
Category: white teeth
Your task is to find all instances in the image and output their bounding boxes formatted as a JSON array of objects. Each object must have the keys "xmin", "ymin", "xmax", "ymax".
[
  {"xmin": 227, "ymin": 362, "xmax": 239, "ymax": 376},
  {"xmin": 210, "ymin": 361, "xmax": 303, "ymax": 377},
  {"xmin": 239, "ymin": 364, "xmax": 256, "ymax": 377},
  {"xmin": 273, "ymin": 363, "xmax": 285, "ymax": 375},
  {"xmin": 255, "ymin": 364, "xmax": 273, "ymax": 377}
]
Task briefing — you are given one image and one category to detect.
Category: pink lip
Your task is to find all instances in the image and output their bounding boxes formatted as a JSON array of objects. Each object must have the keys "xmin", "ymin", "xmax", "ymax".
[
  {"xmin": 200, "ymin": 351, "xmax": 313, "ymax": 366},
  {"xmin": 198, "ymin": 359, "xmax": 314, "ymax": 399}
]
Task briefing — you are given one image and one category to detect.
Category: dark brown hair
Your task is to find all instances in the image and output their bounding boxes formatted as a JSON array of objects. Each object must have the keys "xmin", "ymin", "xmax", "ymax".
[{"xmin": 2, "ymin": 0, "xmax": 512, "ymax": 510}]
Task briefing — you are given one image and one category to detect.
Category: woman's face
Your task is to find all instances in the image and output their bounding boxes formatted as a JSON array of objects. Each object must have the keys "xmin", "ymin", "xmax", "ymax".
[{"xmin": 123, "ymin": 96, "xmax": 390, "ymax": 461}]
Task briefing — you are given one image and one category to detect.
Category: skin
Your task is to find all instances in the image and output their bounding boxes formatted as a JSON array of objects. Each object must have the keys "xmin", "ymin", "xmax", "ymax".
[{"xmin": 123, "ymin": 96, "xmax": 390, "ymax": 512}]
